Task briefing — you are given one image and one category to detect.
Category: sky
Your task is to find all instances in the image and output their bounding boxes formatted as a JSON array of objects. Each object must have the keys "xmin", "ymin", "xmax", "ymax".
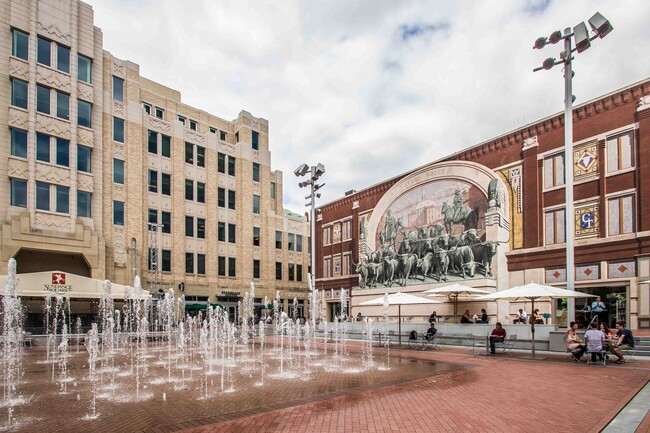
[{"xmin": 85, "ymin": 0, "xmax": 650, "ymax": 214}]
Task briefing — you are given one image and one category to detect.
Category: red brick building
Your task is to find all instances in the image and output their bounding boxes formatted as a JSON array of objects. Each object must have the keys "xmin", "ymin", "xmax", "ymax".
[{"xmin": 314, "ymin": 78, "xmax": 650, "ymax": 330}]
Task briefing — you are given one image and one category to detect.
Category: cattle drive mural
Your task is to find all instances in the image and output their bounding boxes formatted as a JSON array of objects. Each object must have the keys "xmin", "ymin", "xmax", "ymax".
[{"xmin": 355, "ymin": 179, "xmax": 499, "ymax": 289}]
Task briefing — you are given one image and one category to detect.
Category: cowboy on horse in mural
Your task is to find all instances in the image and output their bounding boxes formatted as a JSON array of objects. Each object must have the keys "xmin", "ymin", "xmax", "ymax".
[{"xmin": 442, "ymin": 190, "xmax": 478, "ymax": 234}]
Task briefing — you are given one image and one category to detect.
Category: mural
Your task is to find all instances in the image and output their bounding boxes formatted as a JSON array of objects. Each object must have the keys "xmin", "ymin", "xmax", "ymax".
[{"xmin": 355, "ymin": 179, "xmax": 498, "ymax": 288}]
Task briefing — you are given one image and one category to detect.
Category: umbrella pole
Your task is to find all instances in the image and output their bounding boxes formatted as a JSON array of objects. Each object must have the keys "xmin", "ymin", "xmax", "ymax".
[
  {"xmin": 398, "ymin": 305, "xmax": 402, "ymax": 347},
  {"xmin": 531, "ymin": 299, "xmax": 536, "ymax": 358}
]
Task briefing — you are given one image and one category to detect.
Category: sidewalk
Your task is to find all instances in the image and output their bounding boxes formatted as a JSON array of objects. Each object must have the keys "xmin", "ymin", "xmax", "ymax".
[{"xmin": 177, "ymin": 343, "xmax": 650, "ymax": 433}]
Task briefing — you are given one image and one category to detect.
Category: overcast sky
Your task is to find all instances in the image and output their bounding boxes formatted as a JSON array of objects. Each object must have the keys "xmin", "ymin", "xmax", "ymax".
[{"xmin": 85, "ymin": 0, "xmax": 650, "ymax": 214}]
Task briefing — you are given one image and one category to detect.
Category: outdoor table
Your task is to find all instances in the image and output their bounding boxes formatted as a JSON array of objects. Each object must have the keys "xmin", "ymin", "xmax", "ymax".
[{"xmin": 472, "ymin": 335, "xmax": 490, "ymax": 356}]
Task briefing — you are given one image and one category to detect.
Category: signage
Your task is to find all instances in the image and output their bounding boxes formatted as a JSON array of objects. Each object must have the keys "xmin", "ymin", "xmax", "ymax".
[
  {"xmin": 219, "ymin": 290, "xmax": 241, "ymax": 297},
  {"xmin": 44, "ymin": 272, "xmax": 73, "ymax": 294}
]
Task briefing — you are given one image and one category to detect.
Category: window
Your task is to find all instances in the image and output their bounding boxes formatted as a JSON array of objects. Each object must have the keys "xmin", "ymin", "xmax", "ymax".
[
  {"xmin": 161, "ymin": 135, "xmax": 171, "ymax": 158},
  {"xmin": 253, "ymin": 162, "xmax": 260, "ymax": 182},
  {"xmin": 11, "ymin": 79, "xmax": 28, "ymax": 109},
  {"xmin": 78, "ymin": 55, "xmax": 92, "ymax": 83},
  {"xmin": 218, "ymin": 188, "xmax": 225, "ymax": 208},
  {"xmin": 253, "ymin": 195, "xmax": 260, "ymax": 214},
  {"xmin": 112, "ymin": 76, "xmax": 124, "ymax": 102},
  {"xmin": 113, "ymin": 117, "xmax": 124, "ymax": 142},
  {"xmin": 10, "ymin": 179, "xmax": 27, "ymax": 207},
  {"xmin": 197, "ymin": 254, "xmax": 206, "ymax": 275},
  {"xmin": 235, "ymin": 131, "xmax": 239, "ymax": 142},
  {"xmin": 185, "ymin": 216, "xmax": 194, "ymax": 237},
  {"xmin": 220, "ymin": 131, "xmax": 227, "ymax": 141},
  {"xmin": 253, "ymin": 227, "xmax": 260, "ymax": 246},
  {"xmin": 36, "ymin": 133, "xmax": 50, "ymax": 162},
  {"xmin": 608, "ymin": 195, "xmax": 635, "ymax": 235},
  {"xmin": 56, "ymin": 91, "xmax": 69, "ymax": 120},
  {"xmin": 185, "ymin": 253, "xmax": 194, "ymax": 274},
  {"xmin": 253, "ymin": 260, "xmax": 260, "ymax": 279},
  {"xmin": 296, "ymin": 235, "xmax": 303, "ymax": 252},
  {"xmin": 323, "ymin": 227, "xmax": 332, "ymax": 245},
  {"xmin": 113, "ymin": 159, "xmax": 124, "ymax": 184},
  {"xmin": 142, "ymin": 102, "xmax": 151, "ymax": 115},
  {"xmin": 161, "ymin": 211, "xmax": 171, "ymax": 234},
  {"xmin": 148, "ymin": 130, "xmax": 157, "ymax": 154},
  {"xmin": 275, "ymin": 262, "xmax": 282, "ymax": 280},
  {"xmin": 324, "ymin": 257, "xmax": 332, "ymax": 278},
  {"xmin": 228, "ymin": 190, "xmax": 236, "ymax": 210},
  {"xmin": 342, "ymin": 221, "xmax": 352, "ymax": 240},
  {"xmin": 197, "ymin": 218, "xmax": 206, "ymax": 239},
  {"xmin": 77, "ymin": 145, "xmax": 91, "ymax": 172},
  {"xmin": 228, "ymin": 223, "xmax": 236, "ymax": 243},
  {"xmin": 161, "ymin": 173, "xmax": 171, "ymax": 196},
  {"xmin": 185, "ymin": 179, "xmax": 194, "ymax": 200},
  {"xmin": 185, "ymin": 142, "xmax": 193, "ymax": 164},
  {"xmin": 218, "ymin": 222, "xmax": 226, "ymax": 242},
  {"xmin": 607, "ymin": 131, "xmax": 634, "ymax": 173},
  {"xmin": 52, "ymin": 185, "xmax": 69, "ymax": 213},
  {"xmin": 218, "ymin": 256, "xmax": 226, "ymax": 276},
  {"xmin": 148, "ymin": 170, "xmax": 158, "ymax": 193},
  {"xmin": 271, "ymin": 182, "xmax": 276, "ymax": 199},
  {"xmin": 544, "ymin": 153, "xmax": 564, "ymax": 189},
  {"xmin": 275, "ymin": 231, "xmax": 282, "ymax": 249},
  {"xmin": 12, "ymin": 29, "xmax": 28, "ymax": 60},
  {"xmin": 297, "ymin": 264, "xmax": 303, "ymax": 282},
  {"xmin": 288, "ymin": 233, "xmax": 295, "ymax": 251},
  {"xmin": 252, "ymin": 131, "xmax": 259, "ymax": 150},
  {"xmin": 56, "ymin": 138, "xmax": 69, "ymax": 166},
  {"xmin": 113, "ymin": 201, "xmax": 124, "ymax": 225},
  {"xmin": 196, "ymin": 146, "xmax": 205, "ymax": 167},
  {"xmin": 209, "ymin": 127, "xmax": 217, "ymax": 134},
  {"xmin": 228, "ymin": 257, "xmax": 236, "ymax": 277},
  {"xmin": 155, "ymin": 107, "xmax": 164, "ymax": 119},
  {"xmin": 228, "ymin": 156, "xmax": 236, "ymax": 176},
  {"xmin": 288, "ymin": 263, "xmax": 295, "ymax": 281},
  {"xmin": 148, "ymin": 209, "xmax": 158, "ymax": 226},
  {"xmin": 57, "ymin": 44, "xmax": 70, "ymax": 73},
  {"xmin": 11, "ymin": 128, "xmax": 27, "ymax": 158},
  {"xmin": 189, "ymin": 120, "xmax": 197, "ymax": 131},
  {"xmin": 197, "ymin": 182, "xmax": 205, "ymax": 203},
  {"xmin": 218, "ymin": 153, "xmax": 226, "ymax": 173},
  {"xmin": 161, "ymin": 250, "xmax": 171, "ymax": 272},
  {"xmin": 37, "ymin": 85, "xmax": 50, "ymax": 114},
  {"xmin": 178, "ymin": 115, "xmax": 186, "ymax": 126},
  {"xmin": 36, "ymin": 182, "xmax": 49, "ymax": 210},
  {"xmin": 77, "ymin": 191, "xmax": 91, "ymax": 217},
  {"xmin": 37, "ymin": 37, "xmax": 51, "ymax": 66},
  {"xmin": 78, "ymin": 100, "xmax": 92, "ymax": 128},
  {"xmin": 544, "ymin": 208, "xmax": 565, "ymax": 245}
]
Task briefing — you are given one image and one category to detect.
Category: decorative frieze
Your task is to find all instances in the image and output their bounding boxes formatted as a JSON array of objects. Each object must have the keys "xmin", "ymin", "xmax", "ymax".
[
  {"xmin": 77, "ymin": 173, "xmax": 94, "ymax": 192},
  {"xmin": 35, "ymin": 212, "xmax": 70, "ymax": 230},
  {"xmin": 186, "ymin": 130, "xmax": 205, "ymax": 144},
  {"xmin": 36, "ymin": 117, "xmax": 71, "ymax": 139},
  {"xmin": 576, "ymin": 264, "xmax": 600, "ymax": 281},
  {"xmin": 36, "ymin": 67, "xmax": 71, "ymax": 92},
  {"xmin": 78, "ymin": 82, "xmax": 94, "ymax": 103},
  {"xmin": 545, "ymin": 267, "xmax": 566, "ymax": 283},
  {"xmin": 7, "ymin": 159, "xmax": 28, "ymax": 179},
  {"xmin": 77, "ymin": 128, "xmax": 94, "ymax": 147},
  {"xmin": 8, "ymin": 58, "xmax": 28, "ymax": 80},
  {"xmin": 218, "ymin": 142, "xmax": 236, "ymax": 154},
  {"xmin": 37, "ymin": 21, "xmax": 71, "ymax": 45},
  {"xmin": 35, "ymin": 164, "xmax": 70, "ymax": 185},
  {"xmin": 608, "ymin": 261, "xmax": 636, "ymax": 278},
  {"xmin": 147, "ymin": 117, "xmax": 171, "ymax": 133},
  {"xmin": 8, "ymin": 109, "xmax": 29, "ymax": 129}
]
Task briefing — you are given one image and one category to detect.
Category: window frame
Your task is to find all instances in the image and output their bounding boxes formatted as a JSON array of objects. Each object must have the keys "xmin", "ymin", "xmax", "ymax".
[
  {"xmin": 11, "ymin": 79, "xmax": 28, "ymax": 109},
  {"xmin": 112, "ymin": 76, "xmax": 124, "ymax": 102},
  {"xmin": 12, "ymin": 29, "xmax": 29, "ymax": 61}
]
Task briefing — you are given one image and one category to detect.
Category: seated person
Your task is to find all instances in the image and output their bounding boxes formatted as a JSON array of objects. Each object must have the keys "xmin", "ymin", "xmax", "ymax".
[
  {"xmin": 528, "ymin": 309, "xmax": 545, "ymax": 325},
  {"xmin": 460, "ymin": 309, "xmax": 473, "ymax": 324},
  {"xmin": 408, "ymin": 329, "xmax": 418, "ymax": 341},
  {"xmin": 513, "ymin": 309, "xmax": 528, "ymax": 324},
  {"xmin": 489, "ymin": 322, "xmax": 506, "ymax": 354},
  {"xmin": 478, "ymin": 309, "xmax": 488, "ymax": 324},
  {"xmin": 566, "ymin": 321, "xmax": 586, "ymax": 361},
  {"xmin": 428, "ymin": 311, "xmax": 438, "ymax": 324},
  {"xmin": 426, "ymin": 323, "xmax": 437, "ymax": 341},
  {"xmin": 584, "ymin": 321, "xmax": 606, "ymax": 362},
  {"xmin": 609, "ymin": 321, "xmax": 634, "ymax": 364}
]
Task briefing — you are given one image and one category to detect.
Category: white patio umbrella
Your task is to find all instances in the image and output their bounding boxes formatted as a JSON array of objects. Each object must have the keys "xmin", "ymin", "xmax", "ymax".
[
  {"xmin": 423, "ymin": 284, "xmax": 490, "ymax": 322},
  {"xmin": 476, "ymin": 282, "xmax": 596, "ymax": 358},
  {"xmin": 359, "ymin": 292, "xmax": 442, "ymax": 346}
]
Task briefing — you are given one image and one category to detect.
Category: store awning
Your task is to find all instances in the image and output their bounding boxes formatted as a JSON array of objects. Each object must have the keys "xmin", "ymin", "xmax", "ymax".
[{"xmin": 0, "ymin": 270, "xmax": 150, "ymax": 300}]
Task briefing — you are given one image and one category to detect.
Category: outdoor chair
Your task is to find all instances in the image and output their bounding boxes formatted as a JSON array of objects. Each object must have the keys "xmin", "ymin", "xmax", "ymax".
[
  {"xmin": 407, "ymin": 331, "xmax": 420, "ymax": 348},
  {"xmin": 585, "ymin": 336, "xmax": 607, "ymax": 366},
  {"xmin": 422, "ymin": 333, "xmax": 440, "ymax": 351},
  {"xmin": 620, "ymin": 339, "xmax": 639, "ymax": 363},
  {"xmin": 495, "ymin": 333, "xmax": 517, "ymax": 355}
]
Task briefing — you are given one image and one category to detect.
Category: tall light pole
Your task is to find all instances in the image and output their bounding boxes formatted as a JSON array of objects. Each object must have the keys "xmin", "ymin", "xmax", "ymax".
[
  {"xmin": 533, "ymin": 12, "xmax": 613, "ymax": 326},
  {"xmin": 295, "ymin": 162, "xmax": 325, "ymax": 327}
]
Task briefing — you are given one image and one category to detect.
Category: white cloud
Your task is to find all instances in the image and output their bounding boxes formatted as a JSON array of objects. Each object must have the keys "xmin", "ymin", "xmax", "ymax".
[{"xmin": 86, "ymin": 0, "xmax": 650, "ymax": 213}]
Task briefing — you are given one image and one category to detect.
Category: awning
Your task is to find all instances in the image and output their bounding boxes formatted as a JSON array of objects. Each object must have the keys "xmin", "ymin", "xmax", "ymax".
[
  {"xmin": 0, "ymin": 270, "xmax": 150, "ymax": 300},
  {"xmin": 185, "ymin": 303, "xmax": 224, "ymax": 311}
]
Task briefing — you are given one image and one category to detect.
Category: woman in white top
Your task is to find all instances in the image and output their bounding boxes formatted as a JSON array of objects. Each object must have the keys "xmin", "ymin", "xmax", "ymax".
[{"xmin": 566, "ymin": 321, "xmax": 586, "ymax": 362}]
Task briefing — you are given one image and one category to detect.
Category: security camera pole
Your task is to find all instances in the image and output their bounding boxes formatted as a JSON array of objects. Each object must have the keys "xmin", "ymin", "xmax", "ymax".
[
  {"xmin": 295, "ymin": 162, "xmax": 325, "ymax": 330},
  {"xmin": 534, "ymin": 12, "xmax": 613, "ymax": 326}
]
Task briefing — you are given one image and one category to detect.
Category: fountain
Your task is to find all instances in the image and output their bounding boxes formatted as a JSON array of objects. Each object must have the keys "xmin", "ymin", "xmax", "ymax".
[{"xmin": 1, "ymin": 258, "xmax": 23, "ymax": 427}]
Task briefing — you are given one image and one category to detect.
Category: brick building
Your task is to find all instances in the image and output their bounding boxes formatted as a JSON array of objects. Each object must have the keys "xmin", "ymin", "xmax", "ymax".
[
  {"xmin": 1, "ymin": 0, "xmax": 310, "ymax": 320},
  {"xmin": 315, "ymin": 78, "xmax": 650, "ymax": 330}
]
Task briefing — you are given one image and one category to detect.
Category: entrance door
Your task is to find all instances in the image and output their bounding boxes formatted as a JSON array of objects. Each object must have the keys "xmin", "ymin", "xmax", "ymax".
[
  {"xmin": 561, "ymin": 286, "xmax": 627, "ymax": 329},
  {"xmin": 328, "ymin": 302, "xmax": 341, "ymax": 322}
]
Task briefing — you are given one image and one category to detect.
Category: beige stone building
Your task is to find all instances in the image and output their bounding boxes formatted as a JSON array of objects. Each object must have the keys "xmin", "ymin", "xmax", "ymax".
[{"xmin": 1, "ymin": 0, "xmax": 310, "ymax": 318}]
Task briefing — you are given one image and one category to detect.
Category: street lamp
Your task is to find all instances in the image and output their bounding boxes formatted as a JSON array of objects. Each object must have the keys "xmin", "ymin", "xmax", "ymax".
[
  {"xmin": 533, "ymin": 12, "xmax": 613, "ymax": 326},
  {"xmin": 295, "ymin": 162, "xmax": 325, "ymax": 327}
]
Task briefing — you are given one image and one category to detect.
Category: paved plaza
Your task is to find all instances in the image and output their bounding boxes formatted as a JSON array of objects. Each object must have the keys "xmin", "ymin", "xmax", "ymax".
[{"xmin": 8, "ymin": 341, "xmax": 650, "ymax": 433}]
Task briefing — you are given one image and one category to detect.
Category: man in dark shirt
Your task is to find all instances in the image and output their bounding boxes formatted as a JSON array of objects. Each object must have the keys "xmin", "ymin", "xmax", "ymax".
[
  {"xmin": 489, "ymin": 322, "xmax": 506, "ymax": 354},
  {"xmin": 610, "ymin": 321, "xmax": 634, "ymax": 364},
  {"xmin": 426, "ymin": 323, "xmax": 437, "ymax": 341}
]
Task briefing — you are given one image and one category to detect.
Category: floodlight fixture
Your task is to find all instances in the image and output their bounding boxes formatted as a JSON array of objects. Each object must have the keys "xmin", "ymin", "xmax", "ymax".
[
  {"xmin": 543, "ymin": 57, "xmax": 556, "ymax": 70},
  {"xmin": 549, "ymin": 30, "xmax": 563, "ymax": 44},
  {"xmin": 573, "ymin": 22, "xmax": 591, "ymax": 53},
  {"xmin": 313, "ymin": 183, "xmax": 325, "ymax": 191},
  {"xmin": 299, "ymin": 179, "xmax": 313, "ymax": 188},
  {"xmin": 294, "ymin": 163, "xmax": 310, "ymax": 177},
  {"xmin": 313, "ymin": 163, "xmax": 325, "ymax": 179},
  {"xmin": 588, "ymin": 12, "xmax": 613, "ymax": 39},
  {"xmin": 534, "ymin": 36, "xmax": 547, "ymax": 49}
]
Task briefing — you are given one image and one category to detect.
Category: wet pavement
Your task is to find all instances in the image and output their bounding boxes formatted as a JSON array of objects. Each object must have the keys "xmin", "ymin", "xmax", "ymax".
[{"xmin": 4, "ymin": 341, "xmax": 650, "ymax": 433}]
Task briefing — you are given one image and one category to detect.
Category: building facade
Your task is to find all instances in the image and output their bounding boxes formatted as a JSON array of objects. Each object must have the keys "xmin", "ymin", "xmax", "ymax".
[
  {"xmin": 315, "ymin": 78, "xmax": 650, "ymax": 330},
  {"xmin": 1, "ymin": 0, "xmax": 310, "ymax": 319}
]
